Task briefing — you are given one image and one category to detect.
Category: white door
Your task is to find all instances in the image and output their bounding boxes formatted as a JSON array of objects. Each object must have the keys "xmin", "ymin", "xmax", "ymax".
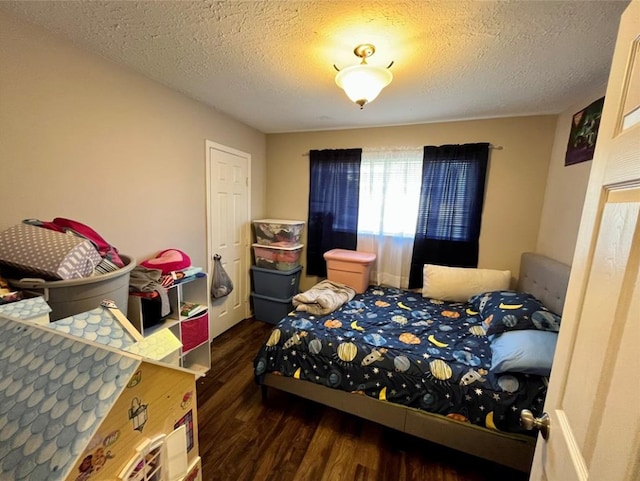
[
  {"xmin": 206, "ymin": 140, "xmax": 250, "ymax": 339},
  {"xmin": 529, "ymin": 2, "xmax": 640, "ymax": 480}
]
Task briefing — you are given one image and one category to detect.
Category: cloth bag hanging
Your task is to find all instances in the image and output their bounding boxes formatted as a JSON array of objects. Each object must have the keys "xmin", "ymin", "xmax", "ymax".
[{"xmin": 211, "ymin": 254, "xmax": 233, "ymax": 298}]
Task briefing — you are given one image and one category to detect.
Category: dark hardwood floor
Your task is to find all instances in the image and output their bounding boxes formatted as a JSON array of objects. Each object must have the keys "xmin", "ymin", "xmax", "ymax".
[{"xmin": 196, "ymin": 319, "xmax": 529, "ymax": 481}]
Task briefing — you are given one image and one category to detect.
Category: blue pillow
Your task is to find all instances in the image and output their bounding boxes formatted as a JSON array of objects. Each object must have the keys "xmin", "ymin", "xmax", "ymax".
[
  {"xmin": 490, "ymin": 330, "xmax": 558, "ymax": 376},
  {"xmin": 468, "ymin": 290, "xmax": 561, "ymax": 336}
]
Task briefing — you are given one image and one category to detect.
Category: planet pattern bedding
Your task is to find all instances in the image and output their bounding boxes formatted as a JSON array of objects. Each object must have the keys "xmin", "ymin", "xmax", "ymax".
[{"xmin": 254, "ymin": 285, "xmax": 548, "ymax": 435}]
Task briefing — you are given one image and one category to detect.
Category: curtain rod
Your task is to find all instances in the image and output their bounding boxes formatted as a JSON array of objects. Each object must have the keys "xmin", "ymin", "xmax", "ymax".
[{"xmin": 301, "ymin": 144, "xmax": 503, "ymax": 156}]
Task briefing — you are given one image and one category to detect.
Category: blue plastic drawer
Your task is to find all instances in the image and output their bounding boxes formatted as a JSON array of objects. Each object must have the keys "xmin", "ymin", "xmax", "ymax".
[
  {"xmin": 251, "ymin": 292, "xmax": 294, "ymax": 325},
  {"xmin": 250, "ymin": 265, "xmax": 302, "ymax": 298}
]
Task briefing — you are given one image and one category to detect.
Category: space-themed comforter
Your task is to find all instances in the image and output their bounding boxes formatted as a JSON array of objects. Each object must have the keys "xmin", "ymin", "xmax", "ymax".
[{"xmin": 254, "ymin": 286, "xmax": 547, "ymax": 435}]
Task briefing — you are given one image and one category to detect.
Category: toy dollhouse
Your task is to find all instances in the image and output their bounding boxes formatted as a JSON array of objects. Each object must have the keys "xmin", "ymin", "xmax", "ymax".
[{"xmin": 0, "ymin": 302, "xmax": 202, "ymax": 480}]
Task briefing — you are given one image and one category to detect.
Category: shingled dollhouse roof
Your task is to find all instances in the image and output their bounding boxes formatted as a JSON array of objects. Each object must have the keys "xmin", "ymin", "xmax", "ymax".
[
  {"xmin": 47, "ymin": 304, "xmax": 137, "ymax": 350},
  {"xmin": 48, "ymin": 303, "xmax": 182, "ymax": 362},
  {"xmin": 0, "ymin": 317, "xmax": 141, "ymax": 480},
  {"xmin": 0, "ymin": 296, "xmax": 51, "ymax": 323}
]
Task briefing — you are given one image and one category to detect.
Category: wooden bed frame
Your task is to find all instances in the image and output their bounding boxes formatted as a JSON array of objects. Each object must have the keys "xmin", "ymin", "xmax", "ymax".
[{"xmin": 260, "ymin": 252, "xmax": 571, "ymax": 472}]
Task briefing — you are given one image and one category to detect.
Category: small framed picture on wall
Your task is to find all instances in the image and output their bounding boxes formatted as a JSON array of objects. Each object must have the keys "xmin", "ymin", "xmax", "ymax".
[{"xmin": 565, "ymin": 97, "xmax": 605, "ymax": 166}]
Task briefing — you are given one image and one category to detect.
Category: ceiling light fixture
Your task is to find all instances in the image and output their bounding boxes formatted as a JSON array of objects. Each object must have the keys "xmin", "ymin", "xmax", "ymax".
[{"xmin": 334, "ymin": 44, "xmax": 394, "ymax": 109}]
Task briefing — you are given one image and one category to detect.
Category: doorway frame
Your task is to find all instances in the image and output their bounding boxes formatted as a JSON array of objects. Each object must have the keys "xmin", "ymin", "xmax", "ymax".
[{"xmin": 204, "ymin": 140, "xmax": 252, "ymax": 333}]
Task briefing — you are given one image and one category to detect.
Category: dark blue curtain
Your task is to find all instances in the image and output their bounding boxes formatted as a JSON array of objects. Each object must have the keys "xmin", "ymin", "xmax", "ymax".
[
  {"xmin": 408, "ymin": 143, "xmax": 489, "ymax": 288},
  {"xmin": 307, "ymin": 148, "xmax": 362, "ymax": 276}
]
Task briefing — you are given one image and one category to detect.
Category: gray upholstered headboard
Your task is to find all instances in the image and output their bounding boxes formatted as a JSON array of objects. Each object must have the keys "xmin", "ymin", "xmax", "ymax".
[{"xmin": 516, "ymin": 252, "xmax": 571, "ymax": 315}]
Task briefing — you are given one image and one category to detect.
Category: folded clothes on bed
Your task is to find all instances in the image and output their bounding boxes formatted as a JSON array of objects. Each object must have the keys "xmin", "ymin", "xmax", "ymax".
[{"xmin": 292, "ymin": 280, "xmax": 356, "ymax": 315}]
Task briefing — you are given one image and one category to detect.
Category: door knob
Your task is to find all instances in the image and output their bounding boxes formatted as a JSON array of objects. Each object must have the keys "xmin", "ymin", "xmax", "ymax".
[{"xmin": 520, "ymin": 410, "xmax": 550, "ymax": 440}]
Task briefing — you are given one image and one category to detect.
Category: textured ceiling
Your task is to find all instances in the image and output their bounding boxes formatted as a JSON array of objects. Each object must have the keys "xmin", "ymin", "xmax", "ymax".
[{"xmin": 0, "ymin": 1, "xmax": 630, "ymax": 133}]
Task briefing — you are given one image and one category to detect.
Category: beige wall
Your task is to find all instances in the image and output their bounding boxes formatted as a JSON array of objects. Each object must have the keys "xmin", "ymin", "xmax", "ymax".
[
  {"xmin": 2, "ymin": 8, "xmax": 591, "ymax": 293},
  {"xmin": 0, "ymin": 12, "xmax": 267, "ymax": 270},
  {"xmin": 267, "ymin": 116, "xmax": 557, "ymax": 289},
  {"xmin": 536, "ymin": 87, "xmax": 606, "ymax": 265}
]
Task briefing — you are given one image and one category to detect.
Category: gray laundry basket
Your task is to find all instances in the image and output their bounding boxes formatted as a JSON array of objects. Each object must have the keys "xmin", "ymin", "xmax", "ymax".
[{"xmin": 8, "ymin": 254, "xmax": 135, "ymax": 321}]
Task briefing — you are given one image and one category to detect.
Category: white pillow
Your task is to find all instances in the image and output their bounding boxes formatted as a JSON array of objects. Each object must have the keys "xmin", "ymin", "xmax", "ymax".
[{"xmin": 422, "ymin": 264, "xmax": 511, "ymax": 301}]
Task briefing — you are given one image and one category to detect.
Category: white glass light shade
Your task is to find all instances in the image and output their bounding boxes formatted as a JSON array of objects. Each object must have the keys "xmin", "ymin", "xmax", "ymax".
[{"xmin": 335, "ymin": 64, "xmax": 393, "ymax": 107}]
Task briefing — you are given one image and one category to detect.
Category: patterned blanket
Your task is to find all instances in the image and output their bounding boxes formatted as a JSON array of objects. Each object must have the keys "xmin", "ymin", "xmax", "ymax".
[{"xmin": 255, "ymin": 285, "xmax": 547, "ymax": 435}]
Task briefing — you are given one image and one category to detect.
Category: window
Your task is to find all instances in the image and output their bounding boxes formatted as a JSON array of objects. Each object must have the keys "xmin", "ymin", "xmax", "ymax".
[
  {"xmin": 306, "ymin": 149, "xmax": 362, "ymax": 277},
  {"xmin": 419, "ymin": 158, "xmax": 484, "ymax": 241},
  {"xmin": 119, "ymin": 435, "xmax": 165, "ymax": 481},
  {"xmin": 357, "ymin": 148, "xmax": 423, "ymax": 237},
  {"xmin": 118, "ymin": 425, "xmax": 192, "ymax": 481},
  {"xmin": 307, "ymin": 143, "xmax": 489, "ymax": 289},
  {"xmin": 409, "ymin": 143, "xmax": 489, "ymax": 288}
]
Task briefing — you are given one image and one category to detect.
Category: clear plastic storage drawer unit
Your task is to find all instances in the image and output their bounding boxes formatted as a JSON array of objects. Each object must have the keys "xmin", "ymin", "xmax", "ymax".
[
  {"xmin": 253, "ymin": 219, "xmax": 305, "ymax": 247},
  {"xmin": 252, "ymin": 243, "xmax": 303, "ymax": 271}
]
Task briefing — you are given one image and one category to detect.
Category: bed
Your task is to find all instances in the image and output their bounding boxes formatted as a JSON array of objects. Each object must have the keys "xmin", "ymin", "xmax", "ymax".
[{"xmin": 254, "ymin": 252, "xmax": 570, "ymax": 472}]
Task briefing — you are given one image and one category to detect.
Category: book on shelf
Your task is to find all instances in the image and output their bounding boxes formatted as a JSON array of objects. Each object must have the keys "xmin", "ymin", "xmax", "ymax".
[{"xmin": 179, "ymin": 301, "xmax": 207, "ymax": 318}]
